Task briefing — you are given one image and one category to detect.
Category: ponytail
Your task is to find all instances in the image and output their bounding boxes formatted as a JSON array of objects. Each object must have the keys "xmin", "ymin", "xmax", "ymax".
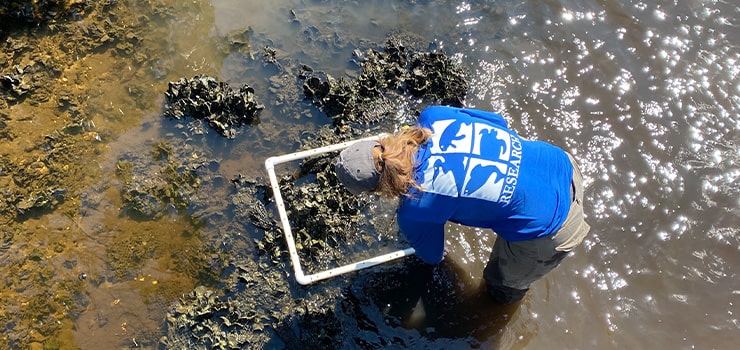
[{"xmin": 375, "ymin": 127, "xmax": 432, "ymax": 197}]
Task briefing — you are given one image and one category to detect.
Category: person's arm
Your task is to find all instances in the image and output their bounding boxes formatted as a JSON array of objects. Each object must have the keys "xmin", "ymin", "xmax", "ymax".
[{"xmin": 397, "ymin": 210, "xmax": 445, "ymax": 264}]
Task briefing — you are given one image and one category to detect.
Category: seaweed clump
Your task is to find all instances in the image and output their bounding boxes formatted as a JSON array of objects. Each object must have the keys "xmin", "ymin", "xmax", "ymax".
[
  {"xmin": 163, "ymin": 75, "xmax": 264, "ymax": 138},
  {"xmin": 302, "ymin": 39, "xmax": 469, "ymax": 128}
]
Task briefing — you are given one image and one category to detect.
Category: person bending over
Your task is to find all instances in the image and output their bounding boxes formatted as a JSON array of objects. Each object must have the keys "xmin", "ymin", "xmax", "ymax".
[{"xmin": 335, "ymin": 106, "xmax": 590, "ymax": 303}]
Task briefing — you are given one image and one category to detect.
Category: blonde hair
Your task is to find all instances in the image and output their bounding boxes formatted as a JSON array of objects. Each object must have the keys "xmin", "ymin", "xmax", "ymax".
[{"xmin": 375, "ymin": 127, "xmax": 433, "ymax": 197}]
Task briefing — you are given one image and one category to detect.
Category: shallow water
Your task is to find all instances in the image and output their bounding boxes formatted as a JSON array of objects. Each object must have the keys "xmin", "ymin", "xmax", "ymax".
[
  {"xmin": 209, "ymin": 0, "xmax": 739, "ymax": 348},
  {"xmin": 2, "ymin": 0, "xmax": 739, "ymax": 348}
]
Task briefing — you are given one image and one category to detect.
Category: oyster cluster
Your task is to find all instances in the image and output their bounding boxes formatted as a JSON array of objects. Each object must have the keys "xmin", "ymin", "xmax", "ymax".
[
  {"xmin": 0, "ymin": 1, "xmax": 89, "ymax": 38},
  {"xmin": 277, "ymin": 154, "xmax": 370, "ymax": 267},
  {"xmin": 0, "ymin": 60, "xmax": 60, "ymax": 107},
  {"xmin": 0, "ymin": 69, "xmax": 30, "ymax": 97},
  {"xmin": 302, "ymin": 39, "xmax": 468, "ymax": 127},
  {"xmin": 0, "ymin": 131, "xmax": 77, "ymax": 220},
  {"xmin": 115, "ymin": 141, "xmax": 208, "ymax": 220},
  {"xmin": 230, "ymin": 175, "xmax": 274, "ymax": 232},
  {"xmin": 161, "ymin": 285, "xmax": 268, "ymax": 350},
  {"xmin": 163, "ymin": 75, "xmax": 265, "ymax": 138},
  {"xmin": 161, "ymin": 259, "xmax": 344, "ymax": 350}
]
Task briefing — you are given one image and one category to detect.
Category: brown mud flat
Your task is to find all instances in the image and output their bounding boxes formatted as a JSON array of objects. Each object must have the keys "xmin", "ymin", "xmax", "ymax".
[
  {"xmin": 1, "ymin": 1, "xmax": 222, "ymax": 348},
  {"xmin": 1, "ymin": 0, "xmax": 470, "ymax": 348}
]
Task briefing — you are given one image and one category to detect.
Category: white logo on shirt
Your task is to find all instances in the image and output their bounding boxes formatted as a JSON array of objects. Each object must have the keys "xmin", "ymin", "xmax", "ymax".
[{"xmin": 420, "ymin": 119, "xmax": 522, "ymax": 204}]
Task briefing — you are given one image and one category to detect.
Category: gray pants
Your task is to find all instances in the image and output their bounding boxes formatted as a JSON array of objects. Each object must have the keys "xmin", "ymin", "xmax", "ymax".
[{"xmin": 483, "ymin": 153, "xmax": 590, "ymax": 303}]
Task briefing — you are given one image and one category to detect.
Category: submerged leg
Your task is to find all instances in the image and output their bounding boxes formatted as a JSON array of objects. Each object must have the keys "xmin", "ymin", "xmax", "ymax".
[{"xmin": 482, "ymin": 235, "xmax": 568, "ymax": 303}]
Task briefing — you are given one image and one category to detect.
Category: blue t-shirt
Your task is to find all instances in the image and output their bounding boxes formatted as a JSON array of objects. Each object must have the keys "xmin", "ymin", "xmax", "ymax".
[{"xmin": 397, "ymin": 106, "xmax": 573, "ymax": 264}]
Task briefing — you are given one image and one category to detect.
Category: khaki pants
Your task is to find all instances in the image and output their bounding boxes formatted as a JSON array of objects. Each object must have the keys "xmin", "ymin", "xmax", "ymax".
[{"xmin": 483, "ymin": 153, "xmax": 591, "ymax": 303}]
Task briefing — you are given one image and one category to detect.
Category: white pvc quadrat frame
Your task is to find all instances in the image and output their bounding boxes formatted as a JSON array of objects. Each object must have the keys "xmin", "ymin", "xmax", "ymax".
[{"xmin": 264, "ymin": 134, "xmax": 416, "ymax": 285}]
